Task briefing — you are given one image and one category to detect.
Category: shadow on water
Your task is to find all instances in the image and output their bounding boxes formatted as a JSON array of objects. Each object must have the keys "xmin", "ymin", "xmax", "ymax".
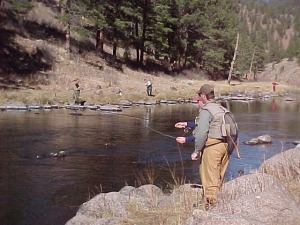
[{"xmin": 0, "ymin": 97, "xmax": 300, "ymax": 224}]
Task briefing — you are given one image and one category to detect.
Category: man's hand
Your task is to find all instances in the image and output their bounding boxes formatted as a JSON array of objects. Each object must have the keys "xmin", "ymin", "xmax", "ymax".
[
  {"xmin": 191, "ymin": 152, "xmax": 201, "ymax": 160},
  {"xmin": 175, "ymin": 122, "xmax": 187, "ymax": 128},
  {"xmin": 176, "ymin": 137, "xmax": 186, "ymax": 144}
]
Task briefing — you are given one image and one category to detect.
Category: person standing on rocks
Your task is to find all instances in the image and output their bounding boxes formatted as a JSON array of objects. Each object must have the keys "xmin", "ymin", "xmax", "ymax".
[
  {"xmin": 191, "ymin": 84, "xmax": 233, "ymax": 210},
  {"xmin": 144, "ymin": 79, "xmax": 153, "ymax": 96},
  {"xmin": 73, "ymin": 79, "xmax": 81, "ymax": 104}
]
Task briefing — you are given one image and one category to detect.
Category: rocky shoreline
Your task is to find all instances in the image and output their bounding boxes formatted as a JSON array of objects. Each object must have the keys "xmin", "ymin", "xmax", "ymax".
[
  {"xmin": 0, "ymin": 90, "xmax": 295, "ymax": 112},
  {"xmin": 65, "ymin": 147, "xmax": 300, "ymax": 225}
]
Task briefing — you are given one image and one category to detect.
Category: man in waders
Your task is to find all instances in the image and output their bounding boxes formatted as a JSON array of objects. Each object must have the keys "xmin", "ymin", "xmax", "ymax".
[
  {"xmin": 144, "ymin": 79, "xmax": 153, "ymax": 96},
  {"xmin": 73, "ymin": 79, "xmax": 81, "ymax": 104},
  {"xmin": 192, "ymin": 84, "xmax": 230, "ymax": 210}
]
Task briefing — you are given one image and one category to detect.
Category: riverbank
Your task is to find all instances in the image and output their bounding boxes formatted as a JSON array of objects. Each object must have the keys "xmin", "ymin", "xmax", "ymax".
[
  {"xmin": 0, "ymin": 69, "xmax": 299, "ymax": 107},
  {"xmin": 1, "ymin": 43, "xmax": 300, "ymax": 106},
  {"xmin": 66, "ymin": 147, "xmax": 300, "ymax": 225}
]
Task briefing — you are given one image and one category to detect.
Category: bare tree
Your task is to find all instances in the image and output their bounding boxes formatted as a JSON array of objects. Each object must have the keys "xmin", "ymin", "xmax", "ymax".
[
  {"xmin": 248, "ymin": 46, "xmax": 256, "ymax": 80},
  {"xmin": 228, "ymin": 32, "xmax": 239, "ymax": 84}
]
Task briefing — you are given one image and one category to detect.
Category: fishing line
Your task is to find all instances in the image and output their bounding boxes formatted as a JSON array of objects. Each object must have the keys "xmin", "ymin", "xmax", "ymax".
[
  {"xmin": 145, "ymin": 124, "xmax": 176, "ymax": 139},
  {"xmin": 106, "ymin": 110, "xmax": 192, "ymax": 182},
  {"xmin": 108, "ymin": 111, "xmax": 177, "ymax": 139}
]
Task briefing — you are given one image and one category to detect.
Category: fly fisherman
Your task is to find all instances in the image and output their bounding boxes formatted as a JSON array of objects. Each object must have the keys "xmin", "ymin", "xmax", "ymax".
[
  {"xmin": 73, "ymin": 79, "xmax": 81, "ymax": 104},
  {"xmin": 144, "ymin": 79, "xmax": 153, "ymax": 96},
  {"xmin": 192, "ymin": 84, "xmax": 232, "ymax": 210}
]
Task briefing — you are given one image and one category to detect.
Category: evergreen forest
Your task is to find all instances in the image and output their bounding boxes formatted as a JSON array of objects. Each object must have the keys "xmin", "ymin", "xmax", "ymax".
[{"xmin": 1, "ymin": 0, "xmax": 300, "ymax": 80}]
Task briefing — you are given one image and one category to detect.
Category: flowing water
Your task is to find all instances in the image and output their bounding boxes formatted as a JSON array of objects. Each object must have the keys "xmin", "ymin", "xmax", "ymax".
[{"xmin": 0, "ymin": 96, "xmax": 300, "ymax": 225}]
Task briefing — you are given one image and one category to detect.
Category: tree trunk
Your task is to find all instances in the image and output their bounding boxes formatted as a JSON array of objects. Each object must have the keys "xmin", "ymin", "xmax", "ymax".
[
  {"xmin": 96, "ymin": 29, "xmax": 104, "ymax": 53},
  {"xmin": 139, "ymin": 0, "xmax": 149, "ymax": 65},
  {"xmin": 228, "ymin": 32, "xmax": 239, "ymax": 84},
  {"xmin": 135, "ymin": 21, "xmax": 140, "ymax": 64},
  {"xmin": 249, "ymin": 47, "xmax": 256, "ymax": 79},
  {"xmin": 113, "ymin": 38, "xmax": 117, "ymax": 59},
  {"xmin": 65, "ymin": 28, "xmax": 70, "ymax": 53},
  {"xmin": 65, "ymin": 0, "xmax": 71, "ymax": 54}
]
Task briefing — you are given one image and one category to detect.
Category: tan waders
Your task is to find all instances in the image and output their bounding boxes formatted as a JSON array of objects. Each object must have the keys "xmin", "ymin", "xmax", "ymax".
[{"xmin": 200, "ymin": 138, "xmax": 229, "ymax": 209}]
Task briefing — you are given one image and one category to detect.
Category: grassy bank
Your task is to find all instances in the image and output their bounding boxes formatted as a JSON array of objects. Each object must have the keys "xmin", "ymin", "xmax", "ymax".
[{"xmin": 0, "ymin": 77, "xmax": 298, "ymax": 106}]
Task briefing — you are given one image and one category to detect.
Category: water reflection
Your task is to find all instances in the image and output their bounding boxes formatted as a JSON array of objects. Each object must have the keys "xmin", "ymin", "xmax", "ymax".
[{"xmin": 0, "ymin": 97, "xmax": 299, "ymax": 225}]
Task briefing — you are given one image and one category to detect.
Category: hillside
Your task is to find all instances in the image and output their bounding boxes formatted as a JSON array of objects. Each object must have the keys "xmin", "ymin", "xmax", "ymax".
[
  {"xmin": 258, "ymin": 59, "xmax": 300, "ymax": 87},
  {"xmin": 0, "ymin": 1, "xmax": 299, "ymax": 105}
]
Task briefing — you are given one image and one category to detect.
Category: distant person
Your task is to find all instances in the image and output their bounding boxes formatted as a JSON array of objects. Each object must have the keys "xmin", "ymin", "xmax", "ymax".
[
  {"xmin": 144, "ymin": 79, "xmax": 152, "ymax": 96},
  {"xmin": 95, "ymin": 85, "xmax": 103, "ymax": 96},
  {"xmin": 115, "ymin": 87, "xmax": 123, "ymax": 96},
  {"xmin": 73, "ymin": 79, "xmax": 81, "ymax": 104}
]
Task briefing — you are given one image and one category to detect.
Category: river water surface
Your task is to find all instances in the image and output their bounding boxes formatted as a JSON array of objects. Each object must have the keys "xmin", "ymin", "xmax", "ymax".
[{"xmin": 0, "ymin": 96, "xmax": 300, "ymax": 225}]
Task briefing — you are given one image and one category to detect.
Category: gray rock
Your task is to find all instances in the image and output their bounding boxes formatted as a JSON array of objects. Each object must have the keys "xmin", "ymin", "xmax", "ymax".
[
  {"xmin": 4, "ymin": 101, "xmax": 28, "ymax": 110},
  {"xmin": 144, "ymin": 100, "xmax": 157, "ymax": 105},
  {"xmin": 128, "ymin": 184, "xmax": 164, "ymax": 209},
  {"xmin": 259, "ymin": 147, "xmax": 300, "ymax": 181},
  {"xmin": 164, "ymin": 184, "xmax": 203, "ymax": 209},
  {"xmin": 292, "ymin": 140, "xmax": 300, "ymax": 145},
  {"xmin": 134, "ymin": 184, "xmax": 163, "ymax": 198},
  {"xmin": 90, "ymin": 217, "xmax": 123, "ymax": 225},
  {"xmin": 213, "ymin": 173, "xmax": 300, "ymax": 225},
  {"xmin": 99, "ymin": 105, "xmax": 122, "ymax": 112},
  {"xmin": 185, "ymin": 210, "xmax": 264, "ymax": 225},
  {"xmin": 119, "ymin": 186, "xmax": 136, "ymax": 196},
  {"xmin": 76, "ymin": 192, "xmax": 130, "ymax": 219},
  {"xmin": 257, "ymin": 134, "xmax": 272, "ymax": 143},
  {"xmin": 119, "ymin": 100, "xmax": 132, "ymax": 106},
  {"xmin": 243, "ymin": 134, "xmax": 272, "ymax": 145},
  {"xmin": 243, "ymin": 138, "xmax": 259, "ymax": 145},
  {"xmin": 135, "ymin": 100, "xmax": 146, "ymax": 105},
  {"xmin": 65, "ymin": 214, "xmax": 98, "ymax": 225},
  {"xmin": 66, "ymin": 215, "xmax": 122, "ymax": 225},
  {"xmin": 284, "ymin": 97, "xmax": 294, "ymax": 101}
]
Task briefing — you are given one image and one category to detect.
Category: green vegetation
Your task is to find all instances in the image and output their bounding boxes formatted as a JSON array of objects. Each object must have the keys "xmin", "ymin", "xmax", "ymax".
[
  {"xmin": 6, "ymin": 0, "xmax": 33, "ymax": 13},
  {"xmin": 1, "ymin": 0, "xmax": 300, "ymax": 82},
  {"xmin": 238, "ymin": 0, "xmax": 300, "ymax": 76}
]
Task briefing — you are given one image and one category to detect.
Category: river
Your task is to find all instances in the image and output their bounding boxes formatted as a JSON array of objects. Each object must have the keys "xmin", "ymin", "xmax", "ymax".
[{"xmin": 0, "ymin": 96, "xmax": 299, "ymax": 225}]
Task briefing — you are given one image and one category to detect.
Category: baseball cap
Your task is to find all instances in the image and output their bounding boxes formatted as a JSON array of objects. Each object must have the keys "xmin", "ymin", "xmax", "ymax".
[{"xmin": 197, "ymin": 84, "xmax": 214, "ymax": 95}]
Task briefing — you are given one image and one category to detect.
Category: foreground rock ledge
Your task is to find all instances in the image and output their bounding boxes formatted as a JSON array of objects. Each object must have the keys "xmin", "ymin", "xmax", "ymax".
[{"xmin": 66, "ymin": 148, "xmax": 300, "ymax": 225}]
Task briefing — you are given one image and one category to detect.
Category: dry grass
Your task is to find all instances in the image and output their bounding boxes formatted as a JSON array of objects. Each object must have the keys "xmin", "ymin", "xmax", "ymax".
[
  {"xmin": 1, "ymin": 24, "xmax": 299, "ymax": 106},
  {"xmin": 287, "ymin": 179, "xmax": 300, "ymax": 203},
  {"xmin": 0, "ymin": 72, "xmax": 297, "ymax": 106},
  {"xmin": 123, "ymin": 205, "xmax": 189, "ymax": 225},
  {"xmin": 121, "ymin": 185, "xmax": 203, "ymax": 225},
  {"xmin": 118, "ymin": 151, "xmax": 300, "ymax": 225}
]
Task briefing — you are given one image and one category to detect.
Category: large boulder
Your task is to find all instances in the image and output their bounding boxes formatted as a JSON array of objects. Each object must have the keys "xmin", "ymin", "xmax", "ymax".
[
  {"xmin": 186, "ymin": 173, "xmax": 300, "ymax": 225},
  {"xmin": 65, "ymin": 192, "xmax": 130, "ymax": 225},
  {"xmin": 259, "ymin": 147, "xmax": 300, "ymax": 181},
  {"xmin": 223, "ymin": 173, "xmax": 299, "ymax": 224},
  {"xmin": 186, "ymin": 210, "xmax": 264, "ymax": 225},
  {"xmin": 65, "ymin": 184, "xmax": 163, "ymax": 225}
]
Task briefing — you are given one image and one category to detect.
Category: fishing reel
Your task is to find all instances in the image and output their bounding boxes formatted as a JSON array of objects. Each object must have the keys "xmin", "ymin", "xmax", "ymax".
[{"xmin": 183, "ymin": 127, "xmax": 191, "ymax": 135}]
